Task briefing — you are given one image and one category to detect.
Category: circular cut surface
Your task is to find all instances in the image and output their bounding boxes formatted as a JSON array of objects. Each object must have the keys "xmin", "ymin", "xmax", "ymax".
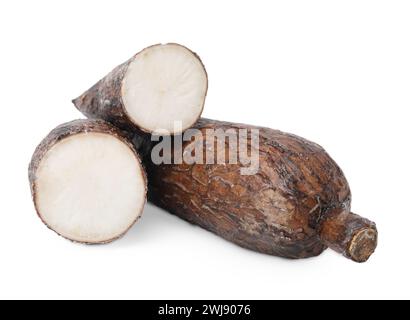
[
  {"xmin": 348, "ymin": 228, "xmax": 378, "ymax": 263},
  {"xmin": 122, "ymin": 44, "xmax": 207, "ymax": 133},
  {"xmin": 35, "ymin": 133, "xmax": 145, "ymax": 243}
]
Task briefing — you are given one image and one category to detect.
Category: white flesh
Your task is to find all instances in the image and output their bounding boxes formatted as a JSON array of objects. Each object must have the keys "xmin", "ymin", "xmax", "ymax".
[
  {"xmin": 122, "ymin": 44, "xmax": 207, "ymax": 133},
  {"xmin": 35, "ymin": 133, "xmax": 146, "ymax": 243}
]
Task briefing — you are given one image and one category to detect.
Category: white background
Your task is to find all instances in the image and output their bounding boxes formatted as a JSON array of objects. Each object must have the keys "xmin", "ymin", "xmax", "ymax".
[{"xmin": 1, "ymin": 0, "xmax": 409, "ymax": 300}]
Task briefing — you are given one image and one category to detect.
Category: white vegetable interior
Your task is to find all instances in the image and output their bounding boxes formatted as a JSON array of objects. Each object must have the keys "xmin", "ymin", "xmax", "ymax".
[
  {"xmin": 122, "ymin": 44, "xmax": 207, "ymax": 133},
  {"xmin": 35, "ymin": 133, "xmax": 145, "ymax": 243}
]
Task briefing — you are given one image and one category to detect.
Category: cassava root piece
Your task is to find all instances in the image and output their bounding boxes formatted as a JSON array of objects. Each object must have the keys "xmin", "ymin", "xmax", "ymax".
[
  {"xmin": 142, "ymin": 119, "xmax": 377, "ymax": 262},
  {"xmin": 73, "ymin": 43, "xmax": 208, "ymax": 134},
  {"xmin": 29, "ymin": 119, "xmax": 147, "ymax": 243}
]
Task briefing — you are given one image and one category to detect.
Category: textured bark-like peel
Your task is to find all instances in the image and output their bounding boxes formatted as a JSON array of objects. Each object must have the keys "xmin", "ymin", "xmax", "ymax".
[
  {"xmin": 73, "ymin": 43, "xmax": 208, "ymax": 134},
  {"xmin": 29, "ymin": 119, "xmax": 147, "ymax": 244},
  {"xmin": 140, "ymin": 118, "xmax": 377, "ymax": 262}
]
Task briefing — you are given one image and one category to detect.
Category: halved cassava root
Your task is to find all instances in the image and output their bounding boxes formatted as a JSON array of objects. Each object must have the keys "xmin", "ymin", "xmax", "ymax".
[
  {"xmin": 29, "ymin": 119, "xmax": 147, "ymax": 244},
  {"xmin": 37, "ymin": 43, "xmax": 376, "ymax": 262},
  {"xmin": 73, "ymin": 43, "xmax": 208, "ymax": 134},
  {"xmin": 139, "ymin": 119, "xmax": 377, "ymax": 262}
]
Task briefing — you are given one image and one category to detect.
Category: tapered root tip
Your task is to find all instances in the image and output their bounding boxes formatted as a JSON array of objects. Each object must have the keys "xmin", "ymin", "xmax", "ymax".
[
  {"xmin": 348, "ymin": 227, "xmax": 378, "ymax": 263},
  {"xmin": 320, "ymin": 210, "xmax": 378, "ymax": 263},
  {"xmin": 72, "ymin": 97, "xmax": 81, "ymax": 108}
]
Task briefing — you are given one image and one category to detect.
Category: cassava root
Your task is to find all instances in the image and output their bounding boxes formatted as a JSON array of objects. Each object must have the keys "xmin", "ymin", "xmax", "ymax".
[
  {"xmin": 29, "ymin": 119, "xmax": 147, "ymax": 244},
  {"xmin": 139, "ymin": 118, "xmax": 378, "ymax": 262},
  {"xmin": 30, "ymin": 43, "xmax": 378, "ymax": 263},
  {"xmin": 73, "ymin": 43, "xmax": 208, "ymax": 134}
]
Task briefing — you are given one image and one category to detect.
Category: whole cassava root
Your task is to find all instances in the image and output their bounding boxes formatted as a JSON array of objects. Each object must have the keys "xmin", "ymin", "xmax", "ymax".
[
  {"xmin": 73, "ymin": 43, "xmax": 208, "ymax": 134},
  {"xmin": 29, "ymin": 119, "xmax": 147, "ymax": 244},
  {"xmin": 141, "ymin": 119, "xmax": 377, "ymax": 262}
]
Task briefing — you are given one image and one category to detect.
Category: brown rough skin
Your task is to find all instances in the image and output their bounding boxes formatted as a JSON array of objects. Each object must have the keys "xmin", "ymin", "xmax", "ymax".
[
  {"xmin": 29, "ymin": 119, "xmax": 147, "ymax": 244},
  {"xmin": 142, "ymin": 118, "xmax": 377, "ymax": 262},
  {"xmin": 72, "ymin": 43, "xmax": 208, "ymax": 134}
]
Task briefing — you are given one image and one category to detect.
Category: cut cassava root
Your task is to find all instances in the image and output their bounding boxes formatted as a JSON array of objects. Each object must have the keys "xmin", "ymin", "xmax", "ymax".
[
  {"xmin": 29, "ymin": 119, "xmax": 147, "ymax": 244},
  {"xmin": 141, "ymin": 119, "xmax": 377, "ymax": 262},
  {"xmin": 73, "ymin": 43, "xmax": 208, "ymax": 134},
  {"xmin": 32, "ymin": 43, "xmax": 378, "ymax": 262}
]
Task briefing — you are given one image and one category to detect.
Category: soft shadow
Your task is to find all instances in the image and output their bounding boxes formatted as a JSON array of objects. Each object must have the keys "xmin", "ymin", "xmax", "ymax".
[
  {"xmin": 112, "ymin": 203, "xmax": 184, "ymax": 247},
  {"xmin": 111, "ymin": 204, "xmax": 331, "ymax": 265}
]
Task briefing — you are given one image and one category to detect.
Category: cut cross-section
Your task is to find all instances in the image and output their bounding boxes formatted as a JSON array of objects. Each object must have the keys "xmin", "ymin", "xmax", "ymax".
[
  {"xmin": 122, "ymin": 44, "xmax": 208, "ymax": 133},
  {"xmin": 29, "ymin": 120, "xmax": 147, "ymax": 243}
]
